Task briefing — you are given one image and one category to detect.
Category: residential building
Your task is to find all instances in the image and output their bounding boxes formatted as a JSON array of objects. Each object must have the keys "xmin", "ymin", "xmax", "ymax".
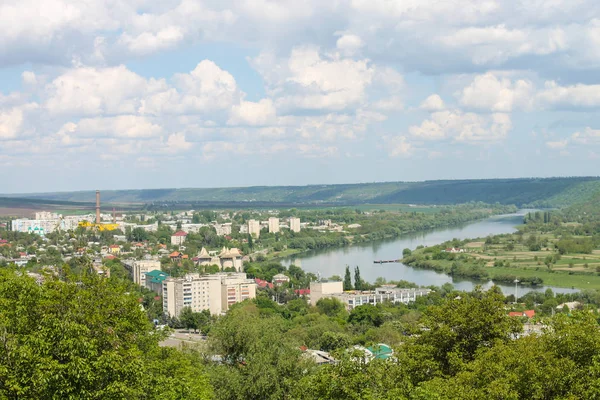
[
  {"xmin": 289, "ymin": 217, "xmax": 301, "ymax": 233},
  {"xmin": 268, "ymin": 217, "xmax": 280, "ymax": 233},
  {"xmin": 144, "ymin": 270, "xmax": 169, "ymax": 293},
  {"xmin": 309, "ymin": 281, "xmax": 344, "ymax": 306},
  {"xmin": 309, "ymin": 282, "xmax": 431, "ymax": 310},
  {"xmin": 248, "ymin": 219, "xmax": 260, "ymax": 238},
  {"xmin": 129, "ymin": 260, "xmax": 162, "ymax": 286},
  {"xmin": 171, "ymin": 231, "xmax": 188, "ymax": 245},
  {"xmin": 162, "ymin": 272, "xmax": 256, "ymax": 317},
  {"xmin": 272, "ymin": 273, "xmax": 290, "ymax": 285},
  {"xmin": 214, "ymin": 223, "xmax": 232, "ymax": 236},
  {"xmin": 108, "ymin": 245, "xmax": 120, "ymax": 254},
  {"xmin": 35, "ymin": 211, "xmax": 60, "ymax": 220}
]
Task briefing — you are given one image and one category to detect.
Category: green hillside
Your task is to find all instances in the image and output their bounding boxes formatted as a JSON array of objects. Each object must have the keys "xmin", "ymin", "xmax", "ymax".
[{"xmin": 4, "ymin": 177, "xmax": 600, "ymax": 207}]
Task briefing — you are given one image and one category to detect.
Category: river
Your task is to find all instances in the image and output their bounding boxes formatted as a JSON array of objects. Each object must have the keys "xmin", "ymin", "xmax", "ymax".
[{"xmin": 282, "ymin": 210, "xmax": 579, "ymax": 296}]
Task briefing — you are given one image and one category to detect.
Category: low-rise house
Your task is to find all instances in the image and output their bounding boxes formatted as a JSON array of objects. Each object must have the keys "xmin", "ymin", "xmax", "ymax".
[
  {"xmin": 509, "ymin": 310, "xmax": 536, "ymax": 318},
  {"xmin": 109, "ymin": 245, "xmax": 121, "ymax": 255},
  {"xmin": 272, "ymin": 273, "xmax": 290, "ymax": 285}
]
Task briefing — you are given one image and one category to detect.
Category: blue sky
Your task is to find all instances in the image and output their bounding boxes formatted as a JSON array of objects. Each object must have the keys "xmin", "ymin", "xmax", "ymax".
[{"xmin": 1, "ymin": 0, "xmax": 600, "ymax": 193}]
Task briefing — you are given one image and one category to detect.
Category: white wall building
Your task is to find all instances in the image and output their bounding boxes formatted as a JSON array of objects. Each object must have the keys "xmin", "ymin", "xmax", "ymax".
[
  {"xmin": 289, "ymin": 217, "xmax": 301, "ymax": 233},
  {"xmin": 309, "ymin": 281, "xmax": 431, "ymax": 310},
  {"xmin": 268, "ymin": 217, "xmax": 280, "ymax": 233},
  {"xmin": 248, "ymin": 219, "xmax": 261, "ymax": 238},
  {"xmin": 163, "ymin": 272, "xmax": 257, "ymax": 317},
  {"xmin": 129, "ymin": 260, "xmax": 162, "ymax": 286},
  {"xmin": 214, "ymin": 223, "xmax": 232, "ymax": 236},
  {"xmin": 35, "ymin": 211, "xmax": 60, "ymax": 220}
]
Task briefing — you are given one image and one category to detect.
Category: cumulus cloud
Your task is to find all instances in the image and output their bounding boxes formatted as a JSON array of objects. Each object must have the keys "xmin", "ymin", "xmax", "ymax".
[
  {"xmin": 420, "ymin": 94, "xmax": 445, "ymax": 112},
  {"xmin": 386, "ymin": 135, "xmax": 413, "ymax": 157},
  {"xmin": 459, "ymin": 72, "xmax": 533, "ymax": 112},
  {"xmin": 537, "ymin": 81, "xmax": 600, "ymax": 109},
  {"xmin": 571, "ymin": 127, "xmax": 600, "ymax": 144},
  {"xmin": 228, "ymin": 99, "xmax": 277, "ymax": 126},
  {"xmin": 546, "ymin": 139, "xmax": 569, "ymax": 149},
  {"xmin": 409, "ymin": 110, "xmax": 511, "ymax": 143},
  {"xmin": 336, "ymin": 34, "xmax": 364, "ymax": 56}
]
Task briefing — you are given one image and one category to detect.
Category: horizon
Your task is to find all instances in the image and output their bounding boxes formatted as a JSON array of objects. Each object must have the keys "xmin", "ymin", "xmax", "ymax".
[{"xmin": 3, "ymin": 174, "xmax": 599, "ymax": 196}]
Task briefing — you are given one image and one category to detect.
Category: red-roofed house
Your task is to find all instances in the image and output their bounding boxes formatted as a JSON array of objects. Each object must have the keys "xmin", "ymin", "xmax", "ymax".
[
  {"xmin": 255, "ymin": 278, "xmax": 274, "ymax": 289},
  {"xmin": 104, "ymin": 255, "xmax": 116, "ymax": 260},
  {"xmin": 295, "ymin": 288, "xmax": 310, "ymax": 296},
  {"xmin": 171, "ymin": 231, "xmax": 188, "ymax": 246},
  {"xmin": 509, "ymin": 310, "xmax": 535, "ymax": 318},
  {"xmin": 170, "ymin": 251, "xmax": 182, "ymax": 260}
]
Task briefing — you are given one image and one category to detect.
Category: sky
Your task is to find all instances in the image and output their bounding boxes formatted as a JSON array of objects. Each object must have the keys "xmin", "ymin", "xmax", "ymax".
[{"xmin": 1, "ymin": 0, "xmax": 600, "ymax": 193}]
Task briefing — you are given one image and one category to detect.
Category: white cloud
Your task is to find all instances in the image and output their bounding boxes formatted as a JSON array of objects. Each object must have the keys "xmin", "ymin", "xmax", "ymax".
[
  {"xmin": 537, "ymin": 81, "xmax": 600, "ymax": 109},
  {"xmin": 386, "ymin": 135, "xmax": 413, "ymax": 157},
  {"xmin": 546, "ymin": 139, "xmax": 569, "ymax": 149},
  {"xmin": 459, "ymin": 72, "xmax": 533, "ymax": 112},
  {"xmin": 336, "ymin": 34, "xmax": 364, "ymax": 56},
  {"xmin": 165, "ymin": 132, "xmax": 192, "ymax": 153},
  {"xmin": 119, "ymin": 26, "xmax": 185, "ymax": 55},
  {"xmin": 409, "ymin": 110, "xmax": 511, "ymax": 143},
  {"xmin": 0, "ymin": 107, "xmax": 24, "ymax": 139},
  {"xmin": 420, "ymin": 94, "xmax": 445, "ymax": 112},
  {"xmin": 62, "ymin": 116, "xmax": 163, "ymax": 139},
  {"xmin": 44, "ymin": 66, "xmax": 166, "ymax": 116},
  {"xmin": 252, "ymin": 47, "xmax": 375, "ymax": 112},
  {"xmin": 228, "ymin": 99, "xmax": 277, "ymax": 126},
  {"xmin": 571, "ymin": 127, "xmax": 600, "ymax": 144}
]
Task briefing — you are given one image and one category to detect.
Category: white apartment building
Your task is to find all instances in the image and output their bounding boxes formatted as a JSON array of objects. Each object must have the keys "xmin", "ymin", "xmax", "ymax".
[
  {"xmin": 289, "ymin": 217, "xmax": 301, "ymax": 233},
  {"xmin": 268, "ymin": 217, "xmax": 280, "ymax": 233},
  {"xmin": 248, "ymin": 219, "xmax": 261, "ymax": 238},
  {"xmin": 12, "ymin": 219, "xmax": 59, "ymax": 235},
  {"xmin": 309, "ymin": 281, "xmax": 431, "ymax": 310},
  {"xmin": 129, "ymin": 260, "xmax": 162, "ymax": 286},
  {"xmin": 163, "ymin": 272, "xmax": 257, "ymax": 317},
  {"xmin": 309, "ymin": 281, "xmax": 344, "ymax": 306},
  {"xmin": 35, "ymin": 211, "xmax": 60, "ymax": 220},
  {"xmin": 214, "ymin": 223, "xmax": 232, "ymax": 236}
]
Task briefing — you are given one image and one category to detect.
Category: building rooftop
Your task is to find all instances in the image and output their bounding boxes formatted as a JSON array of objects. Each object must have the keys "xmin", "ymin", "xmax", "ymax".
[{"xmin": 172, "ymin": 231, "xmax": 188, "ymax": 237}]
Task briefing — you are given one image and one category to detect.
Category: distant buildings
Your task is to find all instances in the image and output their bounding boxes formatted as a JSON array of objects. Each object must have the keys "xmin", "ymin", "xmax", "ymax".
[
  {"xmin": 309, "ymin": 282, "xmax": 432, "ymax": 310},
  {"xmin": 171, "ymin": 231, "xmax": 188, "ymax": 246},
  {"xmin": 289, "ymin": 217, "xmax": 301, "ymax": 233},
  {"xmin": 214, "ymin": 223, "xmax": 232, "ymax": 236},
  {"xmin": 194, "ymin": 247, "xmax": 243, "ymax": 271},
  {"xmin": 248, "ymin": 219, "xmax": 261, "ymax": 238},
  {"xmin": 268, "ymin": 217, "xmax": 280, "ymax": 233},
  {"xmin": 35, "ymin": 211, "xmax": 59, "ymax": 220},
  {"xmin": 129, "ymin": 260, "xmax": 162, "ymax": 286},
  {"xmin": 272, "ymin": 273, "xmax": 290, "ymax": 285},
  {"xmin": 162, "ymin": 272, "xmax": 257, "ymax": 317},
  {"xmin": 144, "ymin": 270, "xmax": 169, "ymax": 293}
]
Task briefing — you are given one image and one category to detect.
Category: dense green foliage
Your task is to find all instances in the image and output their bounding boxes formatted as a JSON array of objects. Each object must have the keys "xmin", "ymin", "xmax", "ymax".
[
  {"xmin": 0, "ymin": 269, "xmax": 212, "ymax": 399},
  {"xmin": 10, "ymin": 177, "xmax": 600, "ymax": 207}
]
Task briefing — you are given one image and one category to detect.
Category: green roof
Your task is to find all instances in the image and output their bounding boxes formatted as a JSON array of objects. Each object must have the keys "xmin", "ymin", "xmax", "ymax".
[{"xmin": 145, "ymin": 270, "xmax": 169, "ymax": 284}]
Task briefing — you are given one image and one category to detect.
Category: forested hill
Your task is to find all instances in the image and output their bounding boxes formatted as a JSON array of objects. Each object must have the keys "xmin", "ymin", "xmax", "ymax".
[{"xmin": 6, "ymin": 177, "xmax": 600, "ymax": 207}]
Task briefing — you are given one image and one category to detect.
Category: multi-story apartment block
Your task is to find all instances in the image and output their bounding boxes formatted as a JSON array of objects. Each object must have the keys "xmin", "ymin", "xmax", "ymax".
[
  {"xmin": 35, "ymin": 211, "xmax": 60, "ymax": 220},
  {"xmin": 248, "ymin": 219, "xmax": 261, "ymax": 238},
  {"xmin": 289, "ymin": 217, "xmax": 301, "ymax": 233},
  {"xmin": 171, "ymin": 231, "xmax": 188, "ymax": 245},
  {"xmin": 214, "ymin": 223, "xmax": 232, "ymax": 236},
  {"xmin": 268, "ymin": 217, "xmax": 280, "ymax": 233},
  {"xmin": 309, "ymin": 281, "xmax": 431, "ymax": 310},
  {"xmin": 162, "ymin": 273, "xmax": 256, "ymax": 317},
  {"xmin": 129, "ymin": 260, "xmax": 162, "ymax": 286}
]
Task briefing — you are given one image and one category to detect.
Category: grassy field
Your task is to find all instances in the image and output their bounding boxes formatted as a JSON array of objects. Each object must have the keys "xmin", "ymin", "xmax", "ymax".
[{"xmin": 462, "ymin": 233, "xmax": 600, "ymax": 289}]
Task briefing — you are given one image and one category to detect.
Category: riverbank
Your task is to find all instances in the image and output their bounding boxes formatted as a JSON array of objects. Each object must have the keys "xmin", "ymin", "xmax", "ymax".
[
  {"xmin": 402, "ymin": 232, "xmax": 600, "ymax": 290},
  {"xmin": 266, "ymin": 205, "xmax": 518, "ymax": 262}
]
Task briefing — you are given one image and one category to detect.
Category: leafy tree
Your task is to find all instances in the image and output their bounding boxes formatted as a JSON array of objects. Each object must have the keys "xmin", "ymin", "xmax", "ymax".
[
  {"xmin": 0, "ymin": 269, "xmax": 212, "ymax": 399},
  {"xmin": 354, "ymin": 266, "xmax": 363, "ymax": 291},
  {"xmin": 343, "ymin": 265, "xmax": 353, "ymax": 291},
  {"xmin": 348, "ymin": 304, "xmax": 384, "ymax": 327},
  {"xmin": 316, "ymin": 298, "xmax": 347, "ymax": 318}
]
